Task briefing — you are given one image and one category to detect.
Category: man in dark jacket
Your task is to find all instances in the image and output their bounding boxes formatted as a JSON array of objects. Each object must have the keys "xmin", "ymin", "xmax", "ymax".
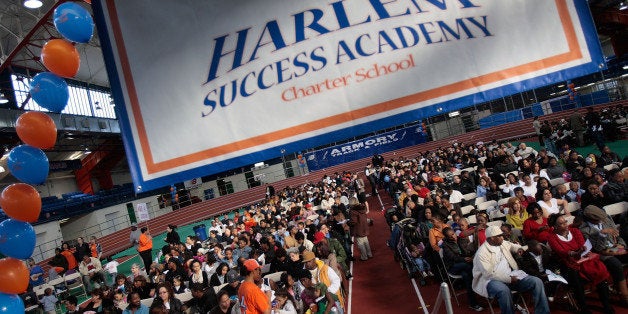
[
  {"xmin": 441, "ymin": 227, "xmax": 483, "ymax": 311},
  {"xmin": 184, "ymin": 283, "xmax": 218, "ymax": 314},
  {"xmin": 74, "ymin": 237, "xmax": 90, "ymax": 262},
  {"xmin": 603, "ymin": 169, "xmax": 627, "ymax": 204},
  {"xmin": 349, "ymin": 197, "xmax": 372, "ymax": 261}
]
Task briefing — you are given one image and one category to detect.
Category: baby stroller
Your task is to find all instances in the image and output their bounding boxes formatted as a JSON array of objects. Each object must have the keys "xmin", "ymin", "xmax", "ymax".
[{"xmin": 385, "ymin": 205, "xmax": 404, "ymax": 229}]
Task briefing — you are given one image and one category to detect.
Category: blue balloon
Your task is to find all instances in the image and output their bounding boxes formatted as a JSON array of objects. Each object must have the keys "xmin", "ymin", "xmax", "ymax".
[
  {"xmin": 0, "ymin": 220, "xmax": 35, "ymax": 260},
  {"xmin": 0, "ymin": 293, "xmax": 25, "ymax": 313},
  {"xmin": 30, "ymin": 72, "xmax": 69, "ymax": 113},
  {"xmin": 53, "ymin": 2, "xmax": 94, "ymax": 43},
  {"xmin": 7, "ymin": 145, "xmax": 49, "ymax": 185}
]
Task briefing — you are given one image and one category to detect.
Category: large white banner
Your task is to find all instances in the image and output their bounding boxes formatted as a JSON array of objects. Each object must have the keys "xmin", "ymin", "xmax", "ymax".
[{"xmin": 93, "ymin": 0, "xmax": 604, "ymax": 191}]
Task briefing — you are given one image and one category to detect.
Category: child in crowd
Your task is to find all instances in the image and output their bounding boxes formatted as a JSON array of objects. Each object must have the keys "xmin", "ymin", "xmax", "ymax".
[
  {"xmin": 172, "ymin": 275, "xmax": 188, "ymax": 294},
  {"xmin": 408, "ymin": 242, "xmax": 434, "ymax": 277},
  {"xmin": 449, "ymin": 213, "xmax": 462, "ymax": 234},
  {"xmin": 41, "ymin": 287, "xmax": 58, "ymax": 314},
  {"xmin": 310, "ymin": 283, "xmax": 338, "ymax": 314},
  {"xmin": 555, "ymin": 184, "xmax": 572, "ymax": 202},
  {"xmin": 566, "ymin": 181, "xmax": 585, "ymax": 203},
  {"xmin": 103, "ymin": 256, "xmax": 119, "ymax": 286},
  {"xmin": 500, "ymin": 224, "xmax": 520, "ymax": 244}
]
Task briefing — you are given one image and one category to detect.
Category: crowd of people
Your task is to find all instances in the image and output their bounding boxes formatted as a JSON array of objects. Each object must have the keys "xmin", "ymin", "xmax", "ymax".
[
  {"xmin": 27, "ymin": 167, "xmax": 381, "ymax": 314},
  {"xmin": 376, "ymin": 128, "xmax": 626, "ymax": 313},
  {"xmin": 24, "ymin": 105, "xmax": 627, "ymax": 314}
]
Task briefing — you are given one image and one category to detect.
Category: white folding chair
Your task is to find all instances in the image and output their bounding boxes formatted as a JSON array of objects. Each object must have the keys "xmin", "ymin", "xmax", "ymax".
[
  {"xmin": 549, "ymin": 178, "xmax": 566, "ymax": 187},
  {"xmin": 437, "ymin": 249, "xmax": 464, "ymax": 307},
  {"xmin": 565, "ymin": 215, "xmax": 576, "ymax": 225},
  {"xmin": 260, "ymin": 263, "xmax": 271, "ymax": 275},
  {"xmin": 477, "ymin": 200, "xmax": 498, "ymax": 212},
  {"xmin": 461, "ymin": 205, "xmax": 475, "ymax": 217},
  {"xmin": 175, "ymin": 291, "xmax": 193, "ymax": 302},
  {"xmin": 467, "ymin": 215, "xmax": 477, "ymax": 224},
  {"xmin": 462, "ymin": 167, "xmax": 476, "ymax": 174},
  {"xmin": 486, "ymin": 291, "xmax": 529, "ymax": 314},
  {"xmin": 462, "ymin": 193, "xmax": 477, "ymax": 201},
  {"xmin": 604, "ymin": 202, "xmax": 628, "ymax": 217},
  {"xmin": 213, "ymin": 282, "xmax": 229, "ymax": 294},
  {"xmin": 487, "ymin": 220, "xmax": 503, "ymax": 228},
  {"xmin": 506, "ymin": 171, "xmax": 519, "ymax": 178},
  {"xmin": 562, "ymin": 182, "xmax": 571, "ymax": 191},
  {"xmin": 141, "ymin": 298, "xmax": 154, "ymax": 307},
  {"xmin": 263, "ymin": 271, "xmax": 283, "ymax": 284},
  {"xmin": 33, "ymin": 284, "xmax": 51, "ymax": 299},
  {"xmin": 474, "ymin": 196, "xmax": 486, "ymax": 205},
  {"xmin": 64, "ymin": 271, "xmax": 87, "ymax": 298},
  {"xmin": 497, "ymin": 198, "xmax": 510, "ymax": 207},
  {"xmin": 566, "ymin": 202, "xmax": 580, "ymax": 214},
  {"xmin": 603, "ymin": 163, "xmax": 619, "ymax": 171}
]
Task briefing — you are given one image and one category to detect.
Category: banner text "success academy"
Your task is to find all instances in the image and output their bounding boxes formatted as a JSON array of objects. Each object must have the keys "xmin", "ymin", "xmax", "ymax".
[{"xmin": 201, "ymin": 0, "xmax": 486, "ymax": 117}]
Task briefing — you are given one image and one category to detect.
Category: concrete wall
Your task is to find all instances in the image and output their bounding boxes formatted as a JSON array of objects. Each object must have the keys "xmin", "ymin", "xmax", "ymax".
[
  {"xmin": 60, "ymin": 195, "xmax": 165, "ymax": 242},
  {"xmin": 32, "ymin": 221, "xmax": 63, "ymax": 263}
]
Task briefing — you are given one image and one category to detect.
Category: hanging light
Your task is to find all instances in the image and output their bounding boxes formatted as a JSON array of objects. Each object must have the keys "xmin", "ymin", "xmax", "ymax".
[
  {"xmin": 0, "ymin": 93, "xmax": 8, "ymax": 104},
  {"xmin": 23, "ymin": 0, "xmax": 43, "ymax": 9},
  {"xmin": 620, "ymin": 2, "xmax": 628, "ymax": 10}
]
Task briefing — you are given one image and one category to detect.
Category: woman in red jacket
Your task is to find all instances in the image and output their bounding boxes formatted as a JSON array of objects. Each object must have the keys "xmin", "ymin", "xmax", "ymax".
[
  {"xmin": 547, "ymin": 213, "xmax": 614, "ymax": 314},
  {"xmin": 522, "ymin": 203, "xmax": 552, "ymax": 243}
]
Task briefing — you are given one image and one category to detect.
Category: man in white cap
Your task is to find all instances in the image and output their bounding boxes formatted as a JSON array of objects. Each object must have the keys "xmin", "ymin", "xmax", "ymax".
[{"xmin": 472, "ymin": 225, "xmax": 549, "ymax": 314}]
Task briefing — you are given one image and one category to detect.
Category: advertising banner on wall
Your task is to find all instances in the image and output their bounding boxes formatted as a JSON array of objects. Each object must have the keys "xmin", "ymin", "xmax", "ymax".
[
  {"xmin": 93, "ymin": 0, "xmax": 604, "ymax": 192},
  {"xmin": 305, "ymin": 125, "xmax": 427, "ymax": 171}
]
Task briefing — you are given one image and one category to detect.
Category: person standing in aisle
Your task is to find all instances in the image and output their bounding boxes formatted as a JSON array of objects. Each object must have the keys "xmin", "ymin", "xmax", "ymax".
[
  {"xmin": 129, "ymin": 223, "xmax": 140, "ymax": 251},
  {"xmin": 349, "ymin": 197, "xmax": 372, "ymax": 261},
  {"xmin": 532, "ymin": 117, "xmax": 543, "ymax": 146},
  {"xmin": 138, "ymin": 227, "xmax": 153, "ymax": 270}
]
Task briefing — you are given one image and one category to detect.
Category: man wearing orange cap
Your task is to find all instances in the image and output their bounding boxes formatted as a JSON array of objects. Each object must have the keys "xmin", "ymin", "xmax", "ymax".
[{"xmin": 238, "ymin": 259, "xmax": 271, "ymax": 314}]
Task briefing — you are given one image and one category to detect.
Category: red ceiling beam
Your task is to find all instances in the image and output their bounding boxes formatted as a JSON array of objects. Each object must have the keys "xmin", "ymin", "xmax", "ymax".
[{"xmin": 0, "ymin": 0, "xmax": 68, "ymax": 74}]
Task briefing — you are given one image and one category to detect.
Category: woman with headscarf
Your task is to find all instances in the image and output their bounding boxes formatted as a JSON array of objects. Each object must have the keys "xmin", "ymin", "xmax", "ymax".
[{"xmin": 579, "ymin": 205, "xmax": 628, "ymax": 306}]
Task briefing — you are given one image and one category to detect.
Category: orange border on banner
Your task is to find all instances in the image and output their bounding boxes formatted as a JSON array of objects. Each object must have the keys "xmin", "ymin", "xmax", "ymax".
[{"xmin": 107, "ymin": 0, "xmax": 581, "ymax": 174}]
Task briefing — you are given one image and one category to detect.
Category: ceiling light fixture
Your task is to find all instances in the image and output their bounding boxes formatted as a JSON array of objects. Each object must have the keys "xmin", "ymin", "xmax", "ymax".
[
  {"xmin": 23, "ymin": 0, "xmax": 43, "ymax": 9},
  {"xmin": 0, "ymin": 93, "xmax": 8, "ymax": 104},
  {"xmin": 620, "ymin": 2, "xmax": 628, "ymax": 10}
]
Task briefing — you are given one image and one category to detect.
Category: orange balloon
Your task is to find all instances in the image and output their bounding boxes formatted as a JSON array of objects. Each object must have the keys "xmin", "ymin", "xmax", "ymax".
[
  {"xmin": 41, "ymin": 39, "xmax": 80, "ymax": 78},
  {"xmin": 0, "ymin": 183, "xmax": 41, "ymax": 223},
  {"xmin": 16, "ymin": 111, "xmax": 57, "ymax": 149},
  {"xmin": 0, "ymin": 258, "xmax": 29, "ymax": 294}
]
